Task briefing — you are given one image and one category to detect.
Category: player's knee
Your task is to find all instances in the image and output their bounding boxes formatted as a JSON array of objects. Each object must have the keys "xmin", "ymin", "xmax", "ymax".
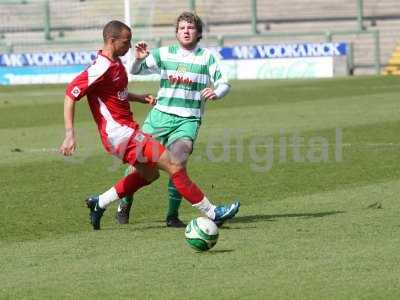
[
  {"xmin": 162, "ymin": 156, "xmax": 183, "ymax": 175},
  {"xmin": 134, "ymin": 161, "xmax": 160, "ymax": 183},
  {"xmin": 157, "ymin": 149, "xmax": 185, "ymax": 175},
  {"xmin": 165, "ymin": 158, "xmax": 183, "ymax": 175},
  {"xmin": 170, "ymin": 161, "xmax": 183, "ymax": 174},
  {"xmin": 142, "ymin": 168, "xmax": 160, "ymax": 183},
  {"xmin": 148, "ymin": 170, "xmax": 160, "ymax": 182},
  {"xmin": 168, "ymin": 140, "xmax": 193, "ymax": 165}
]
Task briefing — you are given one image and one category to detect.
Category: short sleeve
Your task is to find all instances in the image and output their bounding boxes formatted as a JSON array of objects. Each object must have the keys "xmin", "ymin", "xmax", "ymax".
[{"xmin": 65, "ymin": 56, "xmax": 110, "ymax": 100}]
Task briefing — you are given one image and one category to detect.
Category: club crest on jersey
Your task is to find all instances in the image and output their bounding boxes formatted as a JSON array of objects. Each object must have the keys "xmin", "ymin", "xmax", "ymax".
[
  {"xmin": 117, "ymin": 88, "xmax": 129, "ymax": 101},
  {"xmin": 71, "ymin": 86, "xmax": 81, "ymax": 97},
  {"xmin": 176, "ymin": 65, "xmax": 187, "ymax": 73},
  {"xmin": 134, "ymin": 133, "xmax": 145, "ymax": 142}
]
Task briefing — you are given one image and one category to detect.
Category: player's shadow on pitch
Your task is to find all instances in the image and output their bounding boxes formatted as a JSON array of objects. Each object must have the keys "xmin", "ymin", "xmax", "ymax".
[
  {"xmin": 229, "ymin": 210, "xmax": 345, "ymax": 225},
  {"xmin": 208, "ymin": 249, "xmax": 234, "ymax": 254}
]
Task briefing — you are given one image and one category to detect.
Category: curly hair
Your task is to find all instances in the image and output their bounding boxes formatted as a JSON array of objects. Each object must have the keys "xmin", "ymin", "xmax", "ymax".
[{"xmin": 175, "ymin": 12, "xmax": 203, "ymax": 42}]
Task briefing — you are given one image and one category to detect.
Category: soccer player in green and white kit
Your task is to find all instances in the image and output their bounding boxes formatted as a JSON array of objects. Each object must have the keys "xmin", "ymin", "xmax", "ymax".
[{"xmin": 116, "ymin": 12, "xmax": 231, "ymax": 227}]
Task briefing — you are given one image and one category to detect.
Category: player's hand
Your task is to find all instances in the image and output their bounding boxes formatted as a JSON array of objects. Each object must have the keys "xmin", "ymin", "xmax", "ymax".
[
  {"xmin": 201, "ymin": 88, "xmax": 218, "ymax": 101},
  {"xmin": 59, "ymin": 131, "xmax": 76, "ymax": 156},
  {"xmin": 144, "ymin": 94, "xmax": 157, "ymax": 106},
  {"xmin": 134, "ymin": 41, "xmax": 150, "ymax": 60}
]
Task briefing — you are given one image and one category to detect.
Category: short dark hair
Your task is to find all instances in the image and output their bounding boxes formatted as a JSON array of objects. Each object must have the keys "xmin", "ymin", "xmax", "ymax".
[
  {"xmin": 103, "ymin": 20, "xmax": 131, "ymax": 42},
  {"xmin": 175, "ymin": 12, "xmax": 203, "ymax": 41}
]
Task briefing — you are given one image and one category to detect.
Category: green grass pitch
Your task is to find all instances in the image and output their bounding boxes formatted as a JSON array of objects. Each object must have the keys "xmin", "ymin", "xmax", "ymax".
[{"xmin": 1, "ymin": 76, "xmax": 400, "ymax": 299}]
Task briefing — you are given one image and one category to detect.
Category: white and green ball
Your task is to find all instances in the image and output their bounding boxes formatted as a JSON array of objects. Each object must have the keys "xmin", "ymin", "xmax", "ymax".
[{"xmin": 185, "ymin": 217, "xmax": 219, "ymax": 251}]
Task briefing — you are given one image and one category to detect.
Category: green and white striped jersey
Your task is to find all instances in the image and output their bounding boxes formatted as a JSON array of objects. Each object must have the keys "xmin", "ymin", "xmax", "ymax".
[{"xmin": 132, "ymin": 44, "xmax": 228, "ymax": 118}]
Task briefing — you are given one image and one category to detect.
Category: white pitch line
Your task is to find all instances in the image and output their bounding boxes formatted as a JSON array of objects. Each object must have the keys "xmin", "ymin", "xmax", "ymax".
[
  {"xmin": 200, "ymin": 143, "xmax": 400, "ymax": 148},
  {"xmin": 1, "ymin": 91, "xmax": 62, "ymax": 97},
  {"xmin": 16, "ymin": 143, "xmax": 400, "ymax": 153},
  {"xmin": 25, "ymin": 148, "xmax": 59, "ymax": 153}
]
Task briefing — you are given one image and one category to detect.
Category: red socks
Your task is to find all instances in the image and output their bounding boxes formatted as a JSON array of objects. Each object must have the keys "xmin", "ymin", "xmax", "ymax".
[
  {"xmin": 114, "ymin": 168, "xmax": 204, "ymax": 205},
  {"xmin": 114, "ymin": 171, "xmax": 150, "ymax": 198},
  {"xmin": 171, "ymin": 169, "xmax": 204, "ymax": 204}
]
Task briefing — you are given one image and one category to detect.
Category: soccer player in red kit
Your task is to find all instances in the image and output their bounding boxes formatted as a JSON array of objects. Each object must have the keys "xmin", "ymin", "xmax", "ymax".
[{"xmin": 59, "ymin": 20, "xmax": 240, "ymax": 230}]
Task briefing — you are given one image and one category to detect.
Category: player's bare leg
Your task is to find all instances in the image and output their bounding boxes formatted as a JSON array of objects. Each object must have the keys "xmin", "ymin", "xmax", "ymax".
[
  {"xmin": 115, "ymin": 164, "xmax": 160, "ymax": 224},
  {"xmin": 165, "ymin": 139, "xmax": 192, "ymax": 227},
  {"xmin": 87, "ymin": 139, "xmax": 239, "ymax": 230},
  {"xmin": 156, "ymin": 150, "xmax": 240, "ymax": 223},
  {"xmin": 116, "ymin": 139, "xmax": 192, "ymax": 227},
  {"xmin": 86, "ymin": 165, "xmax": 158, "ymax": 230}
]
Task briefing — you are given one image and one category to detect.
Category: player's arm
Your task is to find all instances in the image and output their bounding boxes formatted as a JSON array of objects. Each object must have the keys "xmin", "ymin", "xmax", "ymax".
[
  {"xmin": 130, "ymin": 41, "xmax": 161, "ymax": 75},
  {"xmin": 59, "ymin": 61, "xmax": 102, "ymax": 156},
  {"xmin": 201, "ymin": 52, "xmax": 231, "ymax": 101},
  {"xmin": 60, "ymin": 95, "xmax": 77, "ymax": 156},
  {"xmin": 201, "ymin": 83, "xmax": 230, "ymax": 101},
  {"xmin": 128, "ymin": 92, "xmax": 156, "ymax": 106}
]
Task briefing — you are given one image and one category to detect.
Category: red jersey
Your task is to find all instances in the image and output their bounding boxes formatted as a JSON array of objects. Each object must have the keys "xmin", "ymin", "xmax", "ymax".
[{"xmin": 66, "ymin": 51, "xmax": 139, "ymax": 159}]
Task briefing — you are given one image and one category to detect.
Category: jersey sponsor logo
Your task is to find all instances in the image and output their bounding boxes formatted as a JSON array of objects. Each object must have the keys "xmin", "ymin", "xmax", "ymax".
[
  {"xmin": 71, "ymin": 86, "xmax": 81, "ymax": 97},
  {"xmin": 117, "ymin": 88, "xmax": 129, "ymax": 101},
  {"xmin": 168, "ymin": 75, "xmax": 193, "ymax": 86}
]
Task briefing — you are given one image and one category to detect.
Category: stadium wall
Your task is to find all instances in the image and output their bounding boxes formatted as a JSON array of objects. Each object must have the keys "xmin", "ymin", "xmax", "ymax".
[{"xmin": 0, "ymin": 42, "xmax": 348, "ymax": 85}]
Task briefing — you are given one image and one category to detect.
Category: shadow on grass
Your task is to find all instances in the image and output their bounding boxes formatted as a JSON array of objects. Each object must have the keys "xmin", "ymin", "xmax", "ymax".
[
  {"xmin": 229, "ymin": 210, "xmax": 345, "ymax": 224},
  {"xmin": 130, "ymin": 224, "xmax": 167, "ymax": 230},
  {"xmin": 189, "ymin": 249, "xmax": 234, "ymax": 254},
  {"xmin": 117, "ymin": 211, "xmax": 344, "ymax": 231},
  {"xmin": 207, "ymin": 249, "xmax": 234, "ymax": 254}
]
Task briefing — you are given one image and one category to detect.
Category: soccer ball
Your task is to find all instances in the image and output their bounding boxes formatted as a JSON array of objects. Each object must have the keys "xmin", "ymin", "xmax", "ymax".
[{"xmin": 185, "ymin": 217, "xmax": 219, "ymax": 251}]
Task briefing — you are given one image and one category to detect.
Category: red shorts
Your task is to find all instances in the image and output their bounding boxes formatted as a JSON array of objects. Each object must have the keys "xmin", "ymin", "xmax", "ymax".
[{"xmin": 123, "ymin": 130, "xmax": 166, "ymax": 166}]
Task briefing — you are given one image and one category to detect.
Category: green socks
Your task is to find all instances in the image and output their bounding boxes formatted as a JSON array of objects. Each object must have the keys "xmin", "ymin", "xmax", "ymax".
[
  {"xmin": 121, "ymin": 194, "xmax": 133, "ymax": 206},
  {"xmin": 121, "ymin": 167, "xmax": 182, "ymax": 217},
  {"xmin": 167, "ymin": 178, "xmax": 182, "ymax": 218},
  {"xmin": 121, "ymin": 166, "xmax": 134, "ymax": 206}
]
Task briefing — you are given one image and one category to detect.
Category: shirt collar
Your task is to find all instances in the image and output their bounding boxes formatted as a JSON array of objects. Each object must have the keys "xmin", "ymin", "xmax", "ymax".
[{"xmin": 178, "ymin": 45, "xmax": 200, "ymax": 56}]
